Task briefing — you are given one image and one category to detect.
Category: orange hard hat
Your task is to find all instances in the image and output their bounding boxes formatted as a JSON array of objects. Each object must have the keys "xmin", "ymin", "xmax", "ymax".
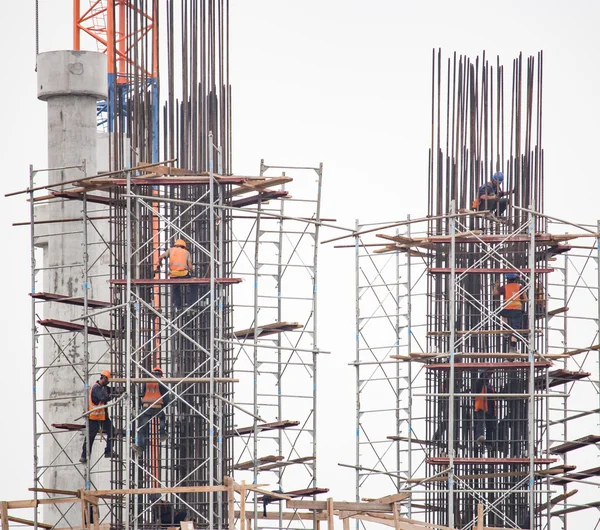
[
  {"xmin": 152, "ymin": 366, "xmax": 164, "ymax": 376},
  {"xmin": 101, "ymin": 370, "xmax": 111, "ymax": 380},
  {"xmin": 174, "ymin": 238, "xmax": 187, "ymax": 248}
]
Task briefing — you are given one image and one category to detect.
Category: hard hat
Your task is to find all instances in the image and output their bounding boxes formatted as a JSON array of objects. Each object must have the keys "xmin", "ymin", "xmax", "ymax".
[
  {"xmin": 174, "ymin": 238, "xmax": 187, "ymax": 248},
  {"xmin": 492, "ymin": 171, "xmax": 504, "ymax": 184},
  {"xmin": 505, "ymin": 272, "xmax": 518, "ymax": 280},
  {"xmin": 101, "ymin": 370, "xmax": 111, "ymax": 380},
  {"xmin": 152, "ymin": 366, "xmax": 164, "ymax": 376}
]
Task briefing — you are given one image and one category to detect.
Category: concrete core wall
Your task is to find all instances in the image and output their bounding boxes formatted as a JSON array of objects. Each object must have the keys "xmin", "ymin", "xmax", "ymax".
[{"xmin": 36, "ymin": 50, "xmax": 109, "ymax": 526}]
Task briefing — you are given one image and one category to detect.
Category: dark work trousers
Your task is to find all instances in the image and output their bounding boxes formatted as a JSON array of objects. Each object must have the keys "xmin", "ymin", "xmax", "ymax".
[
  {"xmin": 478, "ymin": 197, "xmax": 508, "ymax": 216},
  {"xmin": 171, "ymin": 273, "xmax": 198, "ymax": 310},
  {"xmin": 501, "ymin": 308, "xmax": 524, "ymax": 344},
  {"xmin": 137, "ymin": 406, "xmax": 167, "ymax": 449},
  {"xmin": 474, "ymin": 409, "xmax": 497, "ymax": 442},
  {"xmin": 159, "ymin": 506, "xmax": 187, "ymax": 526},
  {"xmin": 82, "ymin": 418, "xmax": 112, "ymax": 458}
]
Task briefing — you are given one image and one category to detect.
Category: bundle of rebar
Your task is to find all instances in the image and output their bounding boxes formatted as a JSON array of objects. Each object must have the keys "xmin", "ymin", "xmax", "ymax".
[
  {"xmin": 428, "ymin": 49, "xmax": 544, "ymax": 231},
  {"xmin": 106, "ymin": 2, "xmax": 233, "ymax": 528},
  {"xmin": 424, "ymin": 49, "xmax": 546, "ymax": 529}
]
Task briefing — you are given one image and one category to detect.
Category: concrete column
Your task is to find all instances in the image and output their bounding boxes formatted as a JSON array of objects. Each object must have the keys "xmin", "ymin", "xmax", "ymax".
[
  {"xmin": 36, "ymin": 51, "xmax": 109, "ymax": 526},
  {"xmin": 38, "ymin": 51, "xmax": 107, "ymax": 181}
]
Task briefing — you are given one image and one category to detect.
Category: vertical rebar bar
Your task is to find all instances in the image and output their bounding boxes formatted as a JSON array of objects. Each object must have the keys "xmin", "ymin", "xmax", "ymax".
[{"xmin": 447, "ymin": 200, "xmax": 457, "ymax": 527}]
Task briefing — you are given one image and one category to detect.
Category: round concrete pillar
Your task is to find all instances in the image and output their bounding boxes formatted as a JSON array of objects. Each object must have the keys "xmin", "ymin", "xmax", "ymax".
[
  {"xmin": 37, "ymin": 51, "xmax": 107, "ymax": 184},
  {"xmin": 35, "ymin": 51, "xmax": 110, "ymax": 526}
]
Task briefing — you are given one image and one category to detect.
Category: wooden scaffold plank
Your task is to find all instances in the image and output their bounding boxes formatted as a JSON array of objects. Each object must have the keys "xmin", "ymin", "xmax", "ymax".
[
  {"xmin": 549, "ymin": 434, "xmax": 600, "ymax": 455},
  {"xmin": 230, "ymin": 420, "xmax": 300, "ymax": 436},
  {"xmin": 233, "ymin": 322, "xmax": 303, "ymax": 340}
]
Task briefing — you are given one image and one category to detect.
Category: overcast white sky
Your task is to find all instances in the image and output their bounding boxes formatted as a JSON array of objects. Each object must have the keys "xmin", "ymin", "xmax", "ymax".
[{"xmin": 1, "ymin": 1, "xmax": 599, "ymax": 527}]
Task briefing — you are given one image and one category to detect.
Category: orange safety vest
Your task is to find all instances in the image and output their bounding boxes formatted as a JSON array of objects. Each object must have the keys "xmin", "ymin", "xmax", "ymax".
[
  {"xmin": 168, "ymin": 247, "xmax": 189, "ymax": 278},
  {"xmin": 89, "ymin": 382, "xmax": 107, "ymax": 421},
  {"xmin": 504, "ymin": 282, "xmax": 523, "ymax": 310},
  {"xmin": 142, "ymin": 382, "xmax": 164, "ymax": 409},
  {"xmin": 474, "ymin": 385, "xmax": 493, "ymax": 413}
]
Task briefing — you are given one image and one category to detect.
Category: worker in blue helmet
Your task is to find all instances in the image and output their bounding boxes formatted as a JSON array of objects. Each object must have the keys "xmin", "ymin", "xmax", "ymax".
[
  {"xmin": 493, "ymin": 272, "xmax": 528, "ymax": 353},
  {"xmin": 473, "ymin": 171, "xmax": 510, "ymax": 216}
]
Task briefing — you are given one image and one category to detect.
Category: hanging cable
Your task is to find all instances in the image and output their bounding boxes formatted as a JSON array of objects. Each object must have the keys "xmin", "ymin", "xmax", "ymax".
[{"xmin": 35, "ymin": 0, "xmax": 39, "ymax": 70}]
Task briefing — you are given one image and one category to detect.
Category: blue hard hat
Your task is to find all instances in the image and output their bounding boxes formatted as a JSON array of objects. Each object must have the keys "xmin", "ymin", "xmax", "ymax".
[
  {"xmin": 492, "ymin": 171, "xmax": 504, "ymax": 184},
  {"xmin": 505, "ymin": 272, "xmax": 518, "ymax": 280}
]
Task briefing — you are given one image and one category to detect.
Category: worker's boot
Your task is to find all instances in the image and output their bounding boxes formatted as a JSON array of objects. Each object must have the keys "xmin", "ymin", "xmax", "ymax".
[{"xmin": 104, "ymin": 450, "xmax": 118, "ymax": 459}]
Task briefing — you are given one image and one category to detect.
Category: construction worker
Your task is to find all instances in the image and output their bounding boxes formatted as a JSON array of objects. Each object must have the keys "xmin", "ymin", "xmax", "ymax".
[
  {"xmin": 80, "ymin": 370, "xmax": 117, "ymax": 463},
  {"xmin": 133, "ymin": 366, "xmax": 171, "ymax": 453},
  {"xmin": 493, "ymin": 273, "xmax": 528, "ymax": 353},
  {"xmin": 474, "ymin": 171, "xmax": 509, "ymax": 216},
  {"xmin": 473, "ymin": 369, "xmax": 497, "ymax": 446},
  {"xmin": 155, "ymin": 238, "xmax": 195, "ymax": 310}
]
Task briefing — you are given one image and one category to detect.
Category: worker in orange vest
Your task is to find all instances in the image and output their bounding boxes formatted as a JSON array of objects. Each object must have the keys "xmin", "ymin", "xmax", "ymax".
[
  {"xmin": 80, "ymin": 370, "xmax": 117, "ymax": 463},
  {"xmin": 133, "ymin": 366, "xmax": 171, "ymax": 453},
  {"xmin": 155, "ymin": 238, "xmax": 196, "ymax": 310},
  {"xmin": 493, "ymin": 273, "xmax": 528, "ymax": 353},
  {"xmin": 473, "ymin": 369, "xmax": 497, "ymax": 446}
]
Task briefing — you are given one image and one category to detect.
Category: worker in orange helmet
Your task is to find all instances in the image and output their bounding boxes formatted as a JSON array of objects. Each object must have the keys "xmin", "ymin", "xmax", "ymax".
[
  {"xmin": 80, "ymin": 370, "xmax": 117, "ymax": 463},
  {"xmin": 133, "ymin": 366, "xmax": 171, "ymax": 453},
  {"xmin": 155, "ymin": 238, "xmax": 196, "ymax": 311}
]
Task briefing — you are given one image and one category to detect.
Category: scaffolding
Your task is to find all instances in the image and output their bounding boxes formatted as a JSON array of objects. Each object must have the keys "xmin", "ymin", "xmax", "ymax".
[
  {"xmin": 346, "ymin": 49, "xmax": 600, "ymax": 530},
  {"xmin": 18, "ymin": 155, "xmax": 326, "ymax": 530},
  {"xmin": 350, "ymin": 216, "xmax": 427, "ymax": 514},
  {"xmin": 350, "ymin": 212, "xmax": 600, "ymax": 530},
  {"xmin": 231, "ymin": 161, "xmax": 325, "ymax": 528},
  {"xmin": 25, "ymin": 159, "xmax": 114, "ymax": 527},
  {"xmin": 544, "ymin": 218, "xmax": 600, "ymax": 521},
  {"xmin": 107, "ymin": 145, "xmax": 237, "ymax": 529}
]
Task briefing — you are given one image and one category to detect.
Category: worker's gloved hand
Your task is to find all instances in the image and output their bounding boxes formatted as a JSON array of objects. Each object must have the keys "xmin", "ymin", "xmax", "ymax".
[
  {"xmin": 498, "ymin": 190, "xmax": 506, "ymax": 197},
  {"xmin": 112, "ymin": 386, "xmax": 126, "ymax": 395},
  {"xmin": 154, "ymin": 267, "xmax": 160, "ymax": 274}
]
